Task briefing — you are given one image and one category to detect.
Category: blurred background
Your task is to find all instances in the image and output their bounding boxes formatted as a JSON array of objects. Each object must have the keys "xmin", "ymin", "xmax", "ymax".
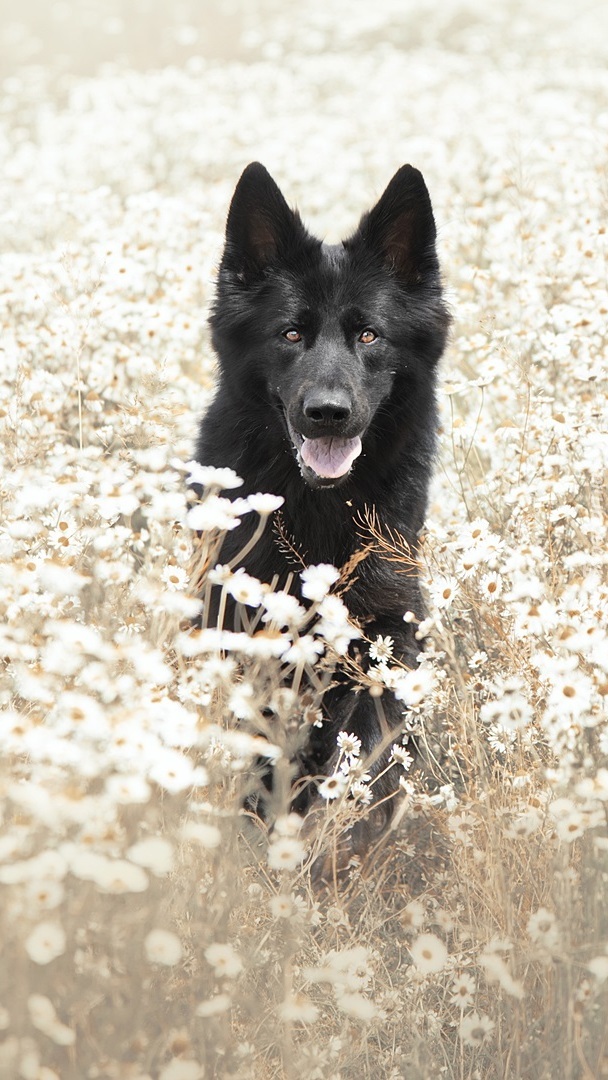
[
  {"xmin": 0, "ymin": 0, "xmax": 255, "ymax": 74},
  {"xmin": 1, "ymin": 0, "xmax": 607, "ymax": 77}
]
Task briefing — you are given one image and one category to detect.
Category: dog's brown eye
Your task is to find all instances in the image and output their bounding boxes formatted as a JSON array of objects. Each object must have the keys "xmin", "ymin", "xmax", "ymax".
[
  {"xmin": 359, "ymin": 328, "xmax": 376, "ymax": 344},
  {"xmin": 283, "ymin": 329, "xmax": 302, "ymax": 343}
]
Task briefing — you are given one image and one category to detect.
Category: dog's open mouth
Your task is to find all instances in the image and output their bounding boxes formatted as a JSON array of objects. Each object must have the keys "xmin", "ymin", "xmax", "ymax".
[
  {"xmin": 289, "ymin": 427, "xmax": 363, "ymax": 483},
  {"xmin": 301, "ymin": 435, "xmax": 362, "ymax": 478}
]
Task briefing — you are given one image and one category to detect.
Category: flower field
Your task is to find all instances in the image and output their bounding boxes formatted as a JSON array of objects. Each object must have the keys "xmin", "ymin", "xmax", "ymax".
[{"xmin": 1, "ymin": 1, "xmax": 607, "ymax": 1077}]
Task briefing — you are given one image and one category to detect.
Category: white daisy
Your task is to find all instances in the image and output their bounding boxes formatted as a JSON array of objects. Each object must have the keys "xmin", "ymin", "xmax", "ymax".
[
  {"xmin": 409, "ymin": 933, "xmax": 448, "ymax": 974},
  {"xmin": 204, "ymin": 942, "xmax": 243, "ymax": 979},
  {"xmin": 144, "ymin": 929, "xmax": 183, "ymax": 966}
]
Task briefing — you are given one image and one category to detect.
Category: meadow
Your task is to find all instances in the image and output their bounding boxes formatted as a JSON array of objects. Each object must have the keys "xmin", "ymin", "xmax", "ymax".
[{"xmin": 1, "ymin": 1, "xmax": 607, "ymax": 1076}]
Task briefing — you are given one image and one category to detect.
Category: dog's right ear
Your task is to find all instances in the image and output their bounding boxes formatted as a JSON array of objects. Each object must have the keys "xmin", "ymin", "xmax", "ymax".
[{"xmin": 222, "ymin": 163, "xmax": 310, "ymax": 280}]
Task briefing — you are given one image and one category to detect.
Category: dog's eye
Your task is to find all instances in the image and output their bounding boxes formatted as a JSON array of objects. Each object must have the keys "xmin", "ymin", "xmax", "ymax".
[
  {"xmin": 358, "ymin": 328, "xmax": 377, "ymax": 344},
  {"xmin": 283, "ymin": 329, "xmax": 302, "ymax": 343}
]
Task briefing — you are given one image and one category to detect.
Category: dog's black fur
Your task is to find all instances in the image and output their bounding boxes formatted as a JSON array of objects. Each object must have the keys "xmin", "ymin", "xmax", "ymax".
[{"xmin": 195, "ymin": 162, "xmax": 449, "ymax": 840}]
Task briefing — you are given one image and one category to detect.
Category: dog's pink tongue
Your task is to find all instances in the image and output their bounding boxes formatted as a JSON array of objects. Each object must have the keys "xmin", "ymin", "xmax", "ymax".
[{"xmin": 301, "ymin": 436, "xmax": 362, "ymax": 478}]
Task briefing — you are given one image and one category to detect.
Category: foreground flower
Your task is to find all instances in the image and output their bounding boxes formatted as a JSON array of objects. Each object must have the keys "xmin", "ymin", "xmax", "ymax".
[
  {"xmin": 185, "ymin": 462, "xmax": 243, "ymax": 490},
  {"xmin": 226, "ymin": 570, "xmax": 265, "ymax": 607},
  {"xmin": 394, "ymin": 666, "xmax": 435, "ymax": 707},
  {"xmin": 204, "ymin": 942, "xmax": 243, "ymax": 979},
  {"xmin": 335, "ymin": 991, "xmax": 377, "ymax": 1021},
  {"xmin": 28, "ymin": 994, "xmax": 75, "ymax": 1046},
  {"xmin": 37, "ymin": 561, "xmax": 91, "ymax": 595},
  {"xmin": 300, "ymin": 562, "xmax": 340, "ymax": 601},
  {"xmin": 409, "ymin": 933, "xmax": 448, "ymax": 974},
  {"xmin": 318, "ymin": 773, "xmax": 347, "ymax": 800},
  {"xmin": 24, "ymin": 921, "xmax": 66, "ymax": 965},
  {"xmin": 336, "ymin": 730, "xmax": 362, "ymax": 759},
  {"xmin": 278, "ymin": 994, "xmax": 319, "ymax": 1023},
  {"xmin": 244, "ymin": 492, "xmax": 284, "ymax": 514},
  {"xmin": 588, "ymin": 956, "xmax": 608, "ymax": 983},
  {"xmin": 450, "ymin": 973, "xmax": 476, "ymax": 1009},
  {"xmin": 459, "ymin": 1011, "xmax": 495, "ymax": 1046},
  {"xmin": 391, "ymin": 744, "xmax": 414, "ymax": 770},
  {"xmin": 305, "ymin": 945, "xmax": 370, "ymax": 992},
  {"xmin": 105, "ymin": 773, "xmax": 151, "ymax": 804},
  {"xmin": 429, "ymin": 575, "xmax": 459, "ymax": 609},
  {"xmin": 127, "ymin": 837, "xmax": 174, "ymax": 876},
  {"xmin": 527, "ymin": 907, "xmax": 560, "ymax": 949},
  {"xmin": 369, "ymin": 634, "xmax": 394, "ymax": 662},
  {"xmin": 267, "ymin": 835, "xmax": 307, "ymax": 871},
  {"xmin": 269, "ymin": 894, "xmax": 294, "ymax": 919},
  {"xmin": 144, "ymin": 929, "xmax": 183, "ymax": 966},
  {"xmin": 181, "ymin": 820, "xmax": 222, "ymax": 849},
  {"xmin": 148, "ymin": 750, "xmax": 208, "ymax": 793},
  {"xmin": 196, "ymin": 993, "xmax": 232, "ymax": 1017},
  {"xmin": 159, "ymin": 1060, "xmax": 204, "ymax": 1080},
  {"xmin": 69, "ymin": 853, "xmax": 149, "ymax": 894},
  {"xmin": 479, "ymin": 571, "xmax": 503, "ymax": 601},
  {"xmin": 316, "ymin": 594, "xmax": 361, "ymax": 652},
  {"xmin": 479, "ymin": 949, "xmax": 524, "ymax": 999},
  {"xmin": 262, "ymin": 590, "xmax": 307, "ymax": 627},
  {"xmin": 186, "ymin": 495, "xmax": 242, "ymax": 532}
]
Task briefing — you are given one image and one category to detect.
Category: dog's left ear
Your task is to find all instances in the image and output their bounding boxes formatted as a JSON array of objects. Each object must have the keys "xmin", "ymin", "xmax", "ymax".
[{"xmin": 347, "ymin": 166, "xmax": 439, "ymax": 283}]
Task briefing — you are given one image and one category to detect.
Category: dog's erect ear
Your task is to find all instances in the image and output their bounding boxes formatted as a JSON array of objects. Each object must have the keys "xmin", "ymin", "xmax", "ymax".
[
  {"xmin": 223, "ymin": 162, "xmax": 310, "ymax": 279},
  {"xmin": 347, "ymin": 165, "xmax": 438, "ymax": 283}
]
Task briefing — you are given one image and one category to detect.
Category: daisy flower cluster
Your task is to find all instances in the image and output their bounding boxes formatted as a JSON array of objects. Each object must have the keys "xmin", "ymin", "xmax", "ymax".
[{"xmin": 1, "ymin": 0, "xmax": 607, "ymax": 1077}]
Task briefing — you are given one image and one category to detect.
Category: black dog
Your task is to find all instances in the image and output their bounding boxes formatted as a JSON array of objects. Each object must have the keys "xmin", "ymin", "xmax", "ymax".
[{"xmin": 195, "ymin": 162, "xmax": 449, "ymax": 845}]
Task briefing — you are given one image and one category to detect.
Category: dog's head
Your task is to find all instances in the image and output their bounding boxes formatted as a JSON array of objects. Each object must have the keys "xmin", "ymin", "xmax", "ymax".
[{"xmin": 211, "ymin": 163, "xmax": 449, "ymax": 489}]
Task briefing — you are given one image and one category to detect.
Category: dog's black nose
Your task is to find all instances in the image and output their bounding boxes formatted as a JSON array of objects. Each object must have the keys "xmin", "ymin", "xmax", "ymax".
[{"xmin": 303, "ymin": 391, "xmax": 351, "ymax": 425}]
